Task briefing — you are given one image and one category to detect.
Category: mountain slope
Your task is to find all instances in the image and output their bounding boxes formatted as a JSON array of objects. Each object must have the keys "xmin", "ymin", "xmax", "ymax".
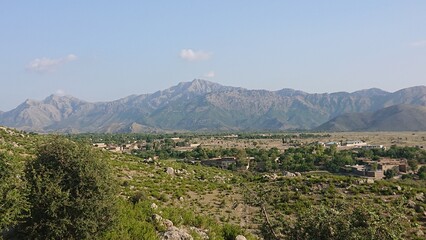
[
  {"xmin": 0, "ymin": 80, "xmax": 425, "ymax": 132},
  {"xmin": 315, "ymin": 104, "xmax": 426, "ymax": 131}
]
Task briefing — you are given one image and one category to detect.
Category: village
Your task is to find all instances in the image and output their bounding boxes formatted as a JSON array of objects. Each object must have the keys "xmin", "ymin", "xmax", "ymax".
[{"xmin": 91, "ymin": 134, "xmax": 419, "ymax": 180}]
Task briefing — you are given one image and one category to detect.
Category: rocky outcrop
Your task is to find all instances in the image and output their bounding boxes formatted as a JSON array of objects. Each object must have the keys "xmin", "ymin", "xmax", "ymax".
[
  {"xmin": 162, "ymin": 226, "xmax": 193, "ymax": 240},
  {"xmin": 152, "ymin": 213, "xmax": 209, "ymax": 240}
]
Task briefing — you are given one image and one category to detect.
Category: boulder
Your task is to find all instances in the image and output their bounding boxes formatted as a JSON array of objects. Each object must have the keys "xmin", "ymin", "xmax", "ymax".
[
  {"xmin": 161, "ymin": 226, "xmax": 193, "ymax": 240},
  {"xmin": 166, "ymin": 167, "xmax": 175, "ymax": 175},
  {"xmin": 163, "ymin": 219, "xmax": 174, "ymax": 229},
  {"xmin": 151, "ymin": 203, "xmax": 158, "ymax": 210},
  {"xmin": 366, "ymin": 179, "xmax": 375, "ymax": 184},
  {"xmin": 235, "ymin": 235, "xmax": 247, "ymax": 240},
  {"xmin": 283, "ymin": 171, "xmax": 296, "ymax": 177}
]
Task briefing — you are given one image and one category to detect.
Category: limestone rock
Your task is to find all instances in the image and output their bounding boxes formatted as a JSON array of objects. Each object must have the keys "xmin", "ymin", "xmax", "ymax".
[
  {"xmin": 235, "ymin": 235, "xmax": 247, "ymax": 240},
  {"xmin": 163, "ymin": 219, "xmax": 174, "ymax": 229},
  {"xmin": 151, "ymin": 203, "xmax": 158, "ymax": 210},
  {"xmin": 283, "ymin": 171, "xmax": 296, "ymax": 177},
  {"xmin": 161, "ymin": 226, "xmax": 193, "ymax": 240},
  {"xmin": 166, "ymin": 167, "xmax": 175, "ymax": 175}
]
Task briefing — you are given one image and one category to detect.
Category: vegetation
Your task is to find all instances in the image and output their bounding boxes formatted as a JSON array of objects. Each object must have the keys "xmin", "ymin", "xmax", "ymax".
[
  {"xmin": 1, "ymin": 128, "xmax": 426, "ymax": 239},
  {"xmin": 0, "ymin": 153, "xmax": 28, "ymax": 236},
  {"xmin": 288, "ymin": 201, "xmax": 408, "ymax": 240},
  {"xmin": 19, "ymin": 138, "xmax": 118, "ymax": 239}
]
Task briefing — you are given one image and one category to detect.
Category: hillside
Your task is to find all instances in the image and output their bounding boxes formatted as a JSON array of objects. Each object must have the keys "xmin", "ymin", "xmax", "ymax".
[
  {"xmin": 2, "ymin": 127, "xmax": 426, "ymax": 239},
  {"xmin": 0, "ymin": 79, "xmax": 425, "ymax": 133},
  {"xmin": 316, "ymin": 104, "xmax": 426, "ymax": 131}
]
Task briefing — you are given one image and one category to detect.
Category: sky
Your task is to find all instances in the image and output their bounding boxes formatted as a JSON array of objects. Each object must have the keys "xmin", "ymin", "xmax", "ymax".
[{"xmin": 1, "ymin": 1, "xmax": 425, "ymax": 111}]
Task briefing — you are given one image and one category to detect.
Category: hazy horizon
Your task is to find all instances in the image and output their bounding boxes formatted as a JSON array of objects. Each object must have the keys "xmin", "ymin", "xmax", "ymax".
[{"xmin": 1, "ymin": 1, "xmax": 425, "ymax": 111}]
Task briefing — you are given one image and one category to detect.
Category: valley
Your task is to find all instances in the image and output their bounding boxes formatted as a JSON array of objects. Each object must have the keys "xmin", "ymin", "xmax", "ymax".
[{"xmin": 2, "ymin": 127, "xmax": 426, "ymax": 239}]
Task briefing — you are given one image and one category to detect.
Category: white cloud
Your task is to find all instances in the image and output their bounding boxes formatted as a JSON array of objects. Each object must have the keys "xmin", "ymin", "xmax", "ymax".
[
  {"xmin": 203, "ymin": 71, "xmax": 215, "ymax": 78},
  {"xmin": 180, "ymin": 49, "xmax": 212, "ymax": 61},
  {"xmin": 410, "ymin": 40, "xmax": 426, "ymax": 48},
  {"xmin": 26, "ymin": 54, "xmax": 78, "ymax": 73}
]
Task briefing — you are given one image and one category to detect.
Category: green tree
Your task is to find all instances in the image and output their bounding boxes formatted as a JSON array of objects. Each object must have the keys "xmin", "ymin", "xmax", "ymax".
[
  {"xmin": 21, "ymin": 137, "xmax": 117, "ymax": 239},
  {"xmin": 407, "ymin": 159, "xmax": 418, "ymax": 172},
  {"xmin": 384, "ymin": 167, "xmax": 398, "ymax": 179},
  {"xmin": 418, "ymin": 166, "xmax": 426, "ymax": 180},
  {"xmin": 0, "ymin": 153, "xmax": 28, "ymax": 236}
]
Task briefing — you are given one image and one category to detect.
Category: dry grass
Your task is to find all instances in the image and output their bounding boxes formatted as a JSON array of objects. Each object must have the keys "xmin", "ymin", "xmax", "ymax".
[{"xmin": 190, "ymin": 132, "xmax": 426, "ymax": 152}]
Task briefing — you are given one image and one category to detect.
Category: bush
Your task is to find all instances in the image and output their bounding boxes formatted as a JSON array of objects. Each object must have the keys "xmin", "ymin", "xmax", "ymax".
[
  {"xmin": 20, "ymin": 137, "xmax": 117, "ymax": 239},
  {"xmin": 0, "ymin": 153, "xmax": 28, "ymax": 235},
  {"xmin": 287, "ymin": 201, "xmax": 409, "ymax": 240},
  {"xmin": 222, "ymin": 223, "xmax": 244, "ymax": 240}
]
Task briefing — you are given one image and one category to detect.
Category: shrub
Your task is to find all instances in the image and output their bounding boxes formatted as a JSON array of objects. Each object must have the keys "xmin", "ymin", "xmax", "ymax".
[
  {"xmin": 20, "ymin": 137, "xmax": 117, "ymax": 239},
  {"xmin": 0, "ymin": 153, "xmax": 28, "ymax": 235}
]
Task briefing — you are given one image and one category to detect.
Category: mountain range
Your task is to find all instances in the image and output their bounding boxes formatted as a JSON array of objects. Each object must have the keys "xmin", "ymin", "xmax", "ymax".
[
  {"xmin": 315, "ymin": 104, "xmax": 426, "ymax": 131},
  {"xmin": 0, "ymin": 79, "xmax": 425, "ymax": 133}
]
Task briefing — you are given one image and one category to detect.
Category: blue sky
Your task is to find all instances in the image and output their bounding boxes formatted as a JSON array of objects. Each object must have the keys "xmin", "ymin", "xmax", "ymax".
[{"xmin": 1, "ymin": 1, "xmax": 425, "ymax": 110}]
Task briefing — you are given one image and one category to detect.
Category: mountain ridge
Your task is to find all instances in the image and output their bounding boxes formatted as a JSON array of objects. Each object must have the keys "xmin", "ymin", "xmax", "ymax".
[
  {"xmin": 316, "ymin": 104, "xmax": 426, "ymax": 131},
  {"xmin": 0, "ymin": 79, "xmax": 425, "ymax": 133}
]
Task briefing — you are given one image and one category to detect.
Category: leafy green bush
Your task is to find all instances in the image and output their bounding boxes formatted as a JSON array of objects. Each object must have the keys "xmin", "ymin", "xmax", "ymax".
[
  {"xmin": 222, "ymin": 223, "xmax": 244, "ymax": 240},
  {"xmin": 0, "ymin": 153, "xmax": 28, "ymax": 235},
  {"xmin": 20, "ymin": 137, "xmax": 117, "ymax": 239}
]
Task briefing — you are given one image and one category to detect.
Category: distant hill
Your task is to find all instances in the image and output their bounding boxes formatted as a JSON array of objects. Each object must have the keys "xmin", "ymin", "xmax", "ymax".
[
  {"xmin": 316, "ymin": 104, "xmax": 426, "ymax": 131},
  {"xmin": 0, "ymin": 79, "xmax": 425, "ymax": 133}
]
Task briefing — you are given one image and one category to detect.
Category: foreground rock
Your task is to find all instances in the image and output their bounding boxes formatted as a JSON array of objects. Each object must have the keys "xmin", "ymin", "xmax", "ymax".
[
  {"xmin": 153, "ymin": 213, "xmax": 208, "ymax": 240},
  {"xmin": 162, "ymin": 226, "xmax": 193, "ymax": 240}
]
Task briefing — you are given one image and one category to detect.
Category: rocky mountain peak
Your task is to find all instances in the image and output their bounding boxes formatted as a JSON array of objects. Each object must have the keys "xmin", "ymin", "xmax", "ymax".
[
  {"xmin": 43, "ymin": 94, "xmax": 82, "ymax": 104},
  {"xmin": 175, "ymin": 79, "xmax": 226, "ymax": 94}
]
